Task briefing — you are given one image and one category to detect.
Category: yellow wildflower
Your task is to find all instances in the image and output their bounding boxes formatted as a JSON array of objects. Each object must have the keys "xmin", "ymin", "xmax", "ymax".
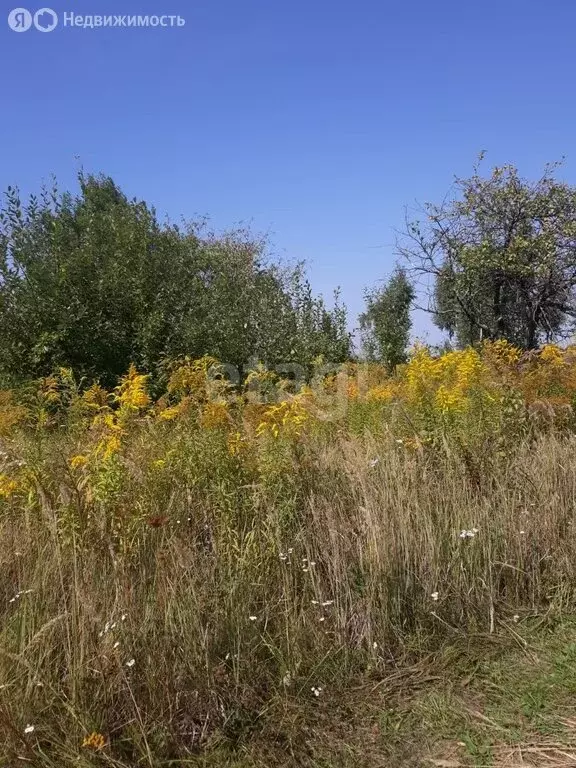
[
  {"xmin": 256, "ymin": 398, "xmax": 309, "ymax": 438},
  {"xmin": 540, "ymin": 344, "xmax": 564, "ymax": 366},
  {"xmin": 82, "ymin": 731, "xmax": 106, "ymax": 750},
  {"xmin": 114, "ymin": 364, "xmax": 150, "ymax": 411},
  {"xmin": 158, "ymin": 405, "xmax": 181, "ymax": 421},
  {"xmin": 366, "ymin": 383, "xmax": 395, "ymax": 402},
  {"xmin": 0, "ymin": 390, "xmax": 27, "ymax": 436},
  {"xmin": 199, "ymin": 401, "xmax": 230, "ymax": 429},
  {"xmin": 82, "ymin": 383, "xmax": 110, "ymax": 411},
  {"xmin": 70, "ymin": 454, "xmax": 89, "ymax": 470},
  {"xmin": 435, "ymin": 384, "xmax": 465, "ymax": 414},
  {"xmin": 227, "ymin": 431, "xmax": 246, "ymax": 456},
  {"xmin": 101, "ymin": 434, "xmax": 121, "ymax": 460},
  {"xmin": 0, "ymin": 474, "xmax": 18, "ymax": 499}
]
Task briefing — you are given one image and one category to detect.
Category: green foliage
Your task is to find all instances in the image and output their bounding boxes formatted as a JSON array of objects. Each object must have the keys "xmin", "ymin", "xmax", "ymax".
[
  {"xmin": 0, "ymin": 173, "xmax": 351, "ymax": 386},
  {"xmin": 359, "ymin": 266, "xmax": 414, "ymax": 369},
  {"xmin": 400, "ymin": 156, "xmax": 576, "ymax": 349}
]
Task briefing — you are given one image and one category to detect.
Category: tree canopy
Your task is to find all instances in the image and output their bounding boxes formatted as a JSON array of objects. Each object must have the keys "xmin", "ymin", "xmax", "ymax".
[
  {"xmin": 399, "ymin": 158, "xmax": 576, "ymax": 349},
  {"xmin": 359, "ymin": 266, "xmax": 414, "ymax": 369},
  {"xmin": 0, "ymin": 173, "xmax": 350, "ymax": 385}
]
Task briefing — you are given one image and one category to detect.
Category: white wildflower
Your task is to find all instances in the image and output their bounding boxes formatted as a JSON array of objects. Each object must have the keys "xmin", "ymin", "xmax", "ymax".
[
  {"xmin": 249, "ymin": 615, "xmax": 257, "ymax": 622},
  {"xmin": 321, "ymin": 600, "xmax": 334, "ymax": 607},
  {"xmin": 431, "ymin": 592, "xmax": 439, "ymax": 601},
  {"xmin": 24, "ymin": 724, "xmax": 35, "ymax": 734},
  {"xmin": 9, "ymin": 588, "xmax": 34, "ymax": 604},
  {"xmin": 126, "ymin": 658, "xmax": 135, "ymax": 668},
  {"xmin": 311, "ymin": 686, "xmax": 322, "ymax": 697}
]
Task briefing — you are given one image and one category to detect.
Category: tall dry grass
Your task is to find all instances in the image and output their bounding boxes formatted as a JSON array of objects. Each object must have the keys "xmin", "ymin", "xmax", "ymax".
[{"xmin": 2, "ymin": 420, "xmax": 576, "ymax": 765}]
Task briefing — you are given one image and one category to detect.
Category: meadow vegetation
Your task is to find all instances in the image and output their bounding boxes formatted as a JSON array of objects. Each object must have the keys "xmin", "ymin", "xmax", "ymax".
[
  {"xmin": 3, "ymin": 342, "xmax": 576, "ymax": 766},
  {"xmin": 3, "ymin": 161, "xmax": 576, "ymax": 764}
]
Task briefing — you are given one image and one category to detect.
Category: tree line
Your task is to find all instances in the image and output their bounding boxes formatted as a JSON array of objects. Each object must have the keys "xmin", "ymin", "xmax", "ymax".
[
  {"xmin": 2, "ymin": 158, "xmax": 576, "ymax": 387},
  {"xmin": 363, "ymin": 156, "xmax": 576, "ymax": 368},
  {"xmin": 0, "ymin": 173, "xmax": 349, "ymax": 387}
]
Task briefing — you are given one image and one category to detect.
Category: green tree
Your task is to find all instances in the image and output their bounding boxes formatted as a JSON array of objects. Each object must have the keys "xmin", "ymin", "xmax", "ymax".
[
  {"xmin": 398, "ymin": 157, "xmax": 576, "ymax": 349},
  {"xmin": 359, "ymin": 266, "xmax": 414, "ymax": 369},
  {"xmin": 0, "ymin": 172, "xmax": 350, "ymax": 385}
]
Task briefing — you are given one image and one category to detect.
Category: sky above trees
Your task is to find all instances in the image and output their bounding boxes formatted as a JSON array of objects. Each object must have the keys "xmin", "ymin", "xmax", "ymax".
[{"xmin": 2, "ymin": 0, "xmax": 576, "ymax": 340}]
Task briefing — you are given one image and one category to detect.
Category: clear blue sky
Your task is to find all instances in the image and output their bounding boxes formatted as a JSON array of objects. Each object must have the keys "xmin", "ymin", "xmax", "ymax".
[{"xmin": 3, "ymin": 0, "xmax": 576, "ymax": 340}]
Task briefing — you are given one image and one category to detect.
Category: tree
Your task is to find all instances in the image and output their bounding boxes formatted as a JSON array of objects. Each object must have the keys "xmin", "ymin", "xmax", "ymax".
[
  {"xmin": 359, "ymin": 266, "xmax": 414, "ymax": 369},
  {"xmin": 398, "ymin": 157, "xmax": 576, "ymax": 349},
  {"xmin": 0, "ymin": 173, "xmax": 351, "ymax": 385}
]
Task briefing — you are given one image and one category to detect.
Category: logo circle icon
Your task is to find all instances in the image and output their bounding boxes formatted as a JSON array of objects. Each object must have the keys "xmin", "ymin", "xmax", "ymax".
[
  {"xmin": 8, "ymin": 8, "xmax": 33, "ymax": 31},
  {"xmin": 33, "ymin": 7, "xmax": 58, "ymax": 32}
]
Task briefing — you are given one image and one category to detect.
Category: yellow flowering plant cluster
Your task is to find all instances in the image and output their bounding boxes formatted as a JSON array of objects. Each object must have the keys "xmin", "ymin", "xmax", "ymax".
[
  {"xmin": 519, "ymin": 345, "xmax": 576, "ymax": 407},
  {"xmin": 0, "ymin": 390, "xmax": 27, "ymax": 436},
  {"xmin": 157, "ymin": 356, "xmax": 235, "ymax": 424},
  {"xmin": 392, "ymin": 344, "xmax": 499, "ymax": 440},
  {"xmin": 7, "ymin": 343, "xmax": 576, "ymax": 523},
  {"xmin": 244, "ymin": 362, "xmax": 283, "ymax": 404},
  {"xmin": 113, "ymin": 364, "xmax": 151, "ymax": 421},
  {"xmin": 81, "ymin": 732, "xmax": 106, "ymax": 751},
  {"xmin": 24, "ymin": 367, "xmax": 80, "ymax": 428},
  {"xmin": 255, "ymin": 396, "xmax": 311, "ymax": 439},
  {"xmin": 66, "ymin": 367, "xmax": 153, "ymax": 513},
  {"xmin": 166, "ymin": 356, "xmax": 231, "ymax": 403},
  {"xmin": 0, "ymin": 473, "xmax": 18, "ymax": 499}
]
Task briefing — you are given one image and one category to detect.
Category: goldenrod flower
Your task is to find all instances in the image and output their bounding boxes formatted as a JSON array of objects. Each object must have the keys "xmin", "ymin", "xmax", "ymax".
[
  {"xmin": 0, "ymin": 473, "xmax": 18, "ymax": 498},
  {"xmin": 199, "ymin": 401, "xmax": 229, "ymax": 429},
  {"xmin": 69, "ymin": 454, "xmax": 88, "ymax": 470},
  {"xmin": 158, "ymin": 405, "xmax": 181, "ymax": 421},
  {"xmin": 540, "ymin": 343, "xmax": 564, "ymax": 365},
  {"xmin": 82, "ymin": 731, "xmax": 106, "ymax": 750},
  {"xmin": 114, "ymin": 364, "xmax": 151, "ymax": 412},
  {"xmin": 227, "ymin": 431, "xmax": 244, "ymax": 456}
]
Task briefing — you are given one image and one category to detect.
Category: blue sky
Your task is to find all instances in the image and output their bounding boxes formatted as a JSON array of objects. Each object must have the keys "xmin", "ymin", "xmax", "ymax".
[{"xmin": 3, "ymin": 0, "xmax": 576, "ymax": 341}]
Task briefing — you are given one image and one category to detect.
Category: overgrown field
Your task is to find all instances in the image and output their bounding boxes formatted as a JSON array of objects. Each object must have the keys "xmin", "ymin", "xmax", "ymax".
[{"xmin": 3, "ymin": 341, "xmax": 576, "ymax": 766}]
